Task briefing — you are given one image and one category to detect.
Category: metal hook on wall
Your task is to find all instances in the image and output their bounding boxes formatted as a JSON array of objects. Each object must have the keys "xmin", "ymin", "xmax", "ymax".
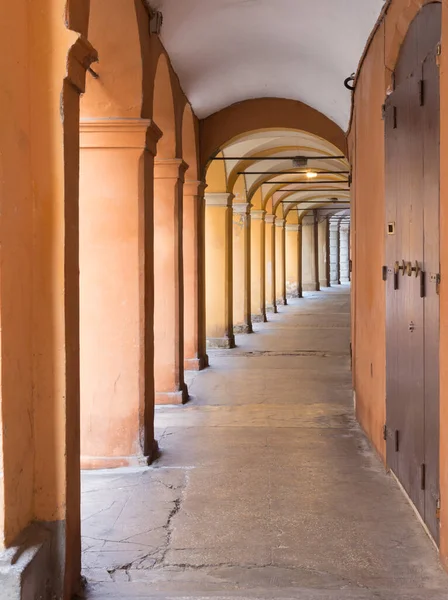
[{"xmin": 344, "ymin": 74, "xmax": 356, "ymax": 91}]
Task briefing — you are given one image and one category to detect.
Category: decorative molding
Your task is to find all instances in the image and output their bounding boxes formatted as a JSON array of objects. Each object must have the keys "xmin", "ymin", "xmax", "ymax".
[
  {"xmin": 80, "ymin": 118, "xmax": 161, "ymax": 154},
  {"xmin": 285, "ymin": 224, "xmax": 300, "ymax": 232},
  {"xmin": 205, "ymin": 193, "xmax": 234, "ymax": 207},
  {"xmin": 233, "ymin": 202, "xmax": 251, "ymax": 215},
  {"xmin": 275, "ymin": 218, "xmax": 286, "ymax": 227},
  {"xmin": 265, "ymin": 214, "xmax": 276, "ymax": 224},
  {"xmin": 154, "ymin": 158, "xmax": 189, "ymax": 181},
  {"xmin": 184, "ymin": 180, "xmax": 207, "ymax": 196},
  {"xmin": 251, "ymin": 209, "xmax": 266, "ymax": 221}
]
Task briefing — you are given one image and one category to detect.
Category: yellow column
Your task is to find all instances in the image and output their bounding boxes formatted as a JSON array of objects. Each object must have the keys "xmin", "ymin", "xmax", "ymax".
[
  {"xmin": 251, "ymin": 209, "xmax": 267, "ymax": 322},
  {"xmin": 275, "ymin": 218, "xmax": 287, "ymax": 306},
  {"xmin": 302, "ymin": 214, "xmax": 319, "ymax": 292},
  {"xmin": 205, "ymin": 193, "xmax": 235, "ymax": 348},
  {"xmin": 285, "ymin": 223, "xmax": 301, "ymax": 298},
  {"xmin": 318, "ymin": 217, "xmax": 330, "ymax": 288},
  {"xmin": 298, "ymin": 224, "xmax": 303, "ymax": 298},
  {"xmin": 154, "ymin": 159, "xmax": 189, "ymax": 405},
  {"xmin": 183, "ymin": 180, "xmax": 208, "ymax": 370},
  {"xmin": 265, "ymin": 214, "xmax": 277, "ymax": 313},
  {"xmin": 233, "ymin": 203, "xmax": 253, "ymax": 333}
]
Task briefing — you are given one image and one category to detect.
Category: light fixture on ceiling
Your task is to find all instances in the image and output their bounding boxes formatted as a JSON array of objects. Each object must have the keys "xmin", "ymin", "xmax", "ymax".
[
  {"xmin": 292, "ymin": 156, "xmax": 308, "ymax": 168},
  {"xmin": 306, "ymin": 171, "xmax": 318, "ymax": 179}
]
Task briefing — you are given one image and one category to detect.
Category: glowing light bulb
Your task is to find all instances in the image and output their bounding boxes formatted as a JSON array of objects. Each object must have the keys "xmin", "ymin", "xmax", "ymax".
[{"xmin": 306, "ymin": 171, "xmax": 318, "ymax": 179}]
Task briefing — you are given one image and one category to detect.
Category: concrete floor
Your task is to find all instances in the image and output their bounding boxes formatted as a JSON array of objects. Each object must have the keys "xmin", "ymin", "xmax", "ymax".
[{"xmin": 81, "ymin": 286, "xmax": 448, "ymax": 599}]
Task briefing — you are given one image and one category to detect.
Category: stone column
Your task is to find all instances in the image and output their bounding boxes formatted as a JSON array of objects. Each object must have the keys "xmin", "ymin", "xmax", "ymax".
[
  {"xmin": 183, "ymin": 180, "xmax": 208, "ymax": 371},
  {"xmin": 340, "ymin": 223, "xmax": 351, "ymax": 283},
  {"xmin": 285, "ymin": 223, "xmax": 301, "ymax": 298},
  {"xmin": 154, "ymin": 159, "xmax": 189, "ymax": 405},
  {"xmin": 275, "ymin": 218, "xmax": 287, "ymax": 306},
  {"xmin": 79, "ymin": 119, "xmax": 161, "ymax": 468},
  {"xmin": 205, "ymin": 193, "xmax": 235, "ymax": 348},
  {"xmin": 318, "ymin": 217, "xmax": 331, "ymax": 288},
  {"xmin": 251, "ymin": 210, "xmax": 267, "ymax": 322},
  {"xmin": 302, "ymin": 215, "xmax": 319, "ymax": 292},
  {"xmin": 233, "ymin": 203, "xmax": 253, "ymax": 334},
  {"xmin": 265, "ymin": 214, "xmax": 277, "ymax": 313},
  {"xmin": 330, "ymin": 220, "xmax": 341, "ymax": 285}
]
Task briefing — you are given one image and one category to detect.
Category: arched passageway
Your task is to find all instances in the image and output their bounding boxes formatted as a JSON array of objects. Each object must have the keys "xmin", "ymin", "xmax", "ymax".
[{"xmin": 3, "ymin": 1, "xmax": 448, "ymax": 598}]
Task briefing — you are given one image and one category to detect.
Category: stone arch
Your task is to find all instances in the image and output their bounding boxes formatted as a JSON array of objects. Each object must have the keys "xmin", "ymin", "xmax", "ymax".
[
  {"xmin": 153, "ymin": 53, "xmax": 177, "ymax": 159},
  {"xmin": 200, "ymin": 98, "xmax": 347, "ymax": 173}
]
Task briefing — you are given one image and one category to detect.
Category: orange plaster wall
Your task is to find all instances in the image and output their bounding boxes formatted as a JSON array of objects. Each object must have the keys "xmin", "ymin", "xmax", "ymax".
[
  {"xmin": 349, "ymin": 22, "xmax": 386, "ymax": 460},
  {"xmin": 0, "ymin": 0, "xmax": 34, "ymax": 546}
]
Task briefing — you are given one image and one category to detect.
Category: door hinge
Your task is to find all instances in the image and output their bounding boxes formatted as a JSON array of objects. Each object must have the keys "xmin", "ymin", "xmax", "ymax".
[
  {"xmin": 437, "ymin": 498, "xmax": 441, "ymax": 520},
  {"xmin": 381, "ymin": 104, "xmax": 386, "ymax": 120},
  {"xmin": 382, "ymin": 265, "xmax": 388, "ymax": 281},
  {"xmin": 395, "ymin": 430, "xmax": 400, "ymax": 452},
  {"xmin": 437, "ymin": 43, "xmax": 442, "ymax": 56},
  {"xmin": 383, "ymin": 424, "xmax": 387, "ymax": 441},
  {"xmin": 419, "ymin": 79, "xmax": 425, "ymax": 106},
  {"xmin": 430, "ymin": 273, "xmax": 441, "ymax": 294},
  {"xmin": 421, "ymin": 463, "xmax": 426, "ymax": 491},
  {"xmin": 393, "ymin": 106, "xmax": 397, "ymax": 129}
]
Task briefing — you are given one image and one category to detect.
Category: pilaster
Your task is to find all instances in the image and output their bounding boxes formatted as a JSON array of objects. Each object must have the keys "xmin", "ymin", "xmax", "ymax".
[{"xmin": 154, "ymin": 158, "xmax": 189, "ymax": 405}]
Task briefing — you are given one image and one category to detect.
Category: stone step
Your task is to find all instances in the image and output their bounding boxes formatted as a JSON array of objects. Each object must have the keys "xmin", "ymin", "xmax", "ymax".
[{"xmin": 82, "ymin": 583, "xmax": 448, "ymax": 600}]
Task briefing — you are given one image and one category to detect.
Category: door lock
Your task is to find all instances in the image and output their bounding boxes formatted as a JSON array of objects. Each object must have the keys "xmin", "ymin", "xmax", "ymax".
[{"xmin": 409, "ymin": 321, "xmax": 416, "ymax": 333}]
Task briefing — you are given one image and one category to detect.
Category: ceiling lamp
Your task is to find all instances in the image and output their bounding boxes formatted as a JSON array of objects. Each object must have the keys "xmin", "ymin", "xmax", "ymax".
[
  {"xmin": 306, "ymin": 171, "xmax": 318, "ymax": 179},
  {"xmin": 292, "ymin": 156, "xmax": 308, "ymax": 168}
]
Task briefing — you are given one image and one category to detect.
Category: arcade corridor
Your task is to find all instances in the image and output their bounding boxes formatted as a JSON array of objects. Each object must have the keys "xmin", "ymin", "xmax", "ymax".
[{"xmin": 81, "ymin": 287, "xmax": 447, "ymax": 599}]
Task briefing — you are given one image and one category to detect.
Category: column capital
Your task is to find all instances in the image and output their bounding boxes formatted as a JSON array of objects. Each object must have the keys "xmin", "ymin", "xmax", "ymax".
[
  {"xmin": 251, "ymin": 209, "xmax": 266, "ymax": 221},
  {"xmin": 154, "ymin": 158, "xmax": 189, "ymax": 181},
  {"xmin": 205, "ymin": 193, "xmax": 234, "ymax": 207},
  {"xmin": 184, "ymin": 180, "xmax": 207, "ymax": 196},
  {"xmin": 275, "ymin": 218, "xmax": 286, "ymax": 227},
  {"xmin": 233, "ymin": 202, "xmax": 251, "ymax": 215},
  {"xmin": 285, "ymin": 224, "xmax": 300, "ymax": 232},
  {"xmin": 80, "ymin": 118, "xmax": 162, "ymax": 154},
  {"xmin": 265, "ymin": 214, "xmax": 276, "ymax": 224}
]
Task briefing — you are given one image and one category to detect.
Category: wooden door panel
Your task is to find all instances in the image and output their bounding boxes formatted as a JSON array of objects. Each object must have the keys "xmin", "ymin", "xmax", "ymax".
[
  {"xmin": 422, "ymin": 51, "xmax": 441, "ymax": 543},
  {"xmin": 384, "ymin": 4, "xmax": 440, "ymax": 544}
]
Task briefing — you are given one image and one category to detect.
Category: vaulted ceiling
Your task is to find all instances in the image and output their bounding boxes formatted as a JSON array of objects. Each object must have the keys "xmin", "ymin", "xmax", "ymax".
[{"xmin": 156, "ymin": 0, "xmax": 385, "ymax": 128}]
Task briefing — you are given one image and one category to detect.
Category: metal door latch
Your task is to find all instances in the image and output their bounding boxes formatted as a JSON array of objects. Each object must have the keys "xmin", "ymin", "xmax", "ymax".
[{"xmin": 409, "ymin": 321, "xmax": 416, "ymax": 333}]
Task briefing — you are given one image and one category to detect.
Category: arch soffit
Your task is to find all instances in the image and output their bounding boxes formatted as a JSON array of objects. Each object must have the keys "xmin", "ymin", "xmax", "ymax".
[
  {"xmin": 264, "ymin": 182, "xmax": 350, "ymax": 212},
  {"xmin": 275, "ymin": 194, "xmax": 350, "ymax": 217},
  {"xmin": 228, "ymin": 147, "xmax": 348, "ymax": 195},
  {"xmin": 298, "ymin": 204, "xmax": 350, "ymax": 223},
  {"xmin": 181, "ymin": 103, "xmax": 199, "ymax": 180},
  {"xmin": 153, "ymin": 53, "xmax": 178, "ymax": 159}
]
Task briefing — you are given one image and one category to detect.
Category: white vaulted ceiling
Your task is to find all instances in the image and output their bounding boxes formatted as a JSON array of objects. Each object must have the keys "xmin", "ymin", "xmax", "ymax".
[{"xmin": 155, "ymin": 0, "xmax": 384, "ymax": 128}]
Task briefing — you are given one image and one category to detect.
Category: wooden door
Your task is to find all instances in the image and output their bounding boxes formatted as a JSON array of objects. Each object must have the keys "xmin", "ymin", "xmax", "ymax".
[{"xmin": 384, "ymin": 3, "xmax": 440, "ymax": 543}]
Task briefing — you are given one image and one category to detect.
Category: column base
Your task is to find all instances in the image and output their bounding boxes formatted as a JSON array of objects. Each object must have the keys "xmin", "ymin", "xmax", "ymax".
[
  {"xmin": 320, "ymin": 279, "xmax": 330, "ymax": 288},
  {"xmin": 340, "ymin": 277, "xmax": 350, "ymax": 283},
  {"xmin": 252, "ymin": 313, "xmax": 268, "ymax": 323},
  {"xmin": 266, "ymin": 303, "xmax": 278, "ymax": 313},
  {"xmin": 233, "ymin": 322, "xmax": 253, "ymax": 334},
  {"xmin": 184, "ymin": 354, "xmax": 209, "ymax": 371},
  {"xmin": 302, "ymin": 283, "xmax": 319, "ymax": 292},
  {"xmin": 155, "ymin": 385, "xmax": 189, "ymax": 406},
  {"xmin": 276, "ymin": 298, "xmax": 288, "ymax": 306},
  {"xmin": 207, "ymin": 335, "xmax": 236, "ymax": 349},
  {"xmin": 0, "ymin": 523, "xmax": 66, "ymax": 600},
  {"xmin": 81, "ymin": 440, "xmax": 159, "ymax": 470}
]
